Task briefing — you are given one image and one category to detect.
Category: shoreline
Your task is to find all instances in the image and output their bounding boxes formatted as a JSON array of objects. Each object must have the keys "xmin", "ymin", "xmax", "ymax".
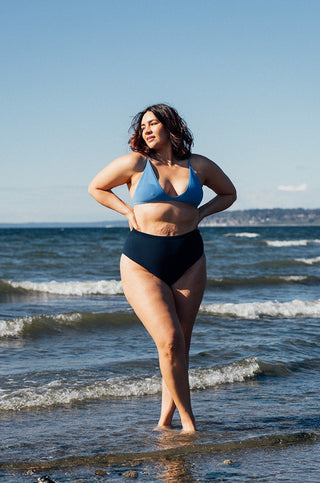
[
  {"xmin": 1, "ymin": 431, "xmax": 317, "ymax": 471},
  {"xmin": 2, "ymin": 432, "xmax": 320, "ymax": 483}
]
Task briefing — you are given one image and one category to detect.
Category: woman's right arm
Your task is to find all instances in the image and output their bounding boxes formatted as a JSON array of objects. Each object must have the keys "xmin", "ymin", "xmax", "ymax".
[{"xmin": 88, "ymin": 153, "xmax": 141, "ymax": 230}]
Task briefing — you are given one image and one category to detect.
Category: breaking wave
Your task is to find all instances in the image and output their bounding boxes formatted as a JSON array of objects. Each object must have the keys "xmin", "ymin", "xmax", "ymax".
[
  {"xmin": 0, "ymin": 358, "xmax": 260, "ymax": 411},
  {"xmin": 1, "ymin": 279, "xmax": 123, "ymax": 296},
  {"xmin": 207, "ymin": 275, "xmax": 313, "ymax": 287},
  {"xmin": 3, "ymin": 296, "xmax": 320, "ymax": 339},
  {"xmin": 200, "ymin": 298, "xmax": 320, "ymax": 319},
  {"xmin": 0, "ymin": 311, "xmax": 135, "ymax": 338},
  {"xmin": 0, "ymin": 312, "xmax": 81, "ymax": 338},
  {"xmin": 265, "ymin": 239, "xmax": 320, "ymax": 247},
  {"xmin": 295, "ymin": 256, "xmax": 320, "ymax": 265},
  {"xmin": 224, "ymin": 232, "xmax": 260, "ymax": 238}
]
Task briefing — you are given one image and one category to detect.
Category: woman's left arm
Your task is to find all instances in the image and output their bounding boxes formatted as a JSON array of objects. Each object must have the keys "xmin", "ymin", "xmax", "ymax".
[{"xmin": 197, "ymin": 156, "xmax": 237, "ymax": 222}]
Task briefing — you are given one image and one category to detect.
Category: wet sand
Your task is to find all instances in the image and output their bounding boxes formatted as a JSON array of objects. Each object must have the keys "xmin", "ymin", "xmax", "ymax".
[{"xmin": 2, "ymin": 431, "xmax": 319, "ymax": 482}]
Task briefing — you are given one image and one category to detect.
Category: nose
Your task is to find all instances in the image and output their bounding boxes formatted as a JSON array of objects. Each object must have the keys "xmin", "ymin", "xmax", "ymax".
[{"xmin": 144, "ymin": 122, "xmax": 153, "ymax": 134}]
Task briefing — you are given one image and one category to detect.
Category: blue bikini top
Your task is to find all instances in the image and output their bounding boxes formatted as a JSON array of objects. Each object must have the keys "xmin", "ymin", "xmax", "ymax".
[{"xmin": 133, "ymin": 157, "xmax": 203, "ymax": 207}]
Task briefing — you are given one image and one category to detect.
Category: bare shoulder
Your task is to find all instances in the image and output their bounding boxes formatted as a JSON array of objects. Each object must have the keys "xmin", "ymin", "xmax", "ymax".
[
  {"xmin": 190, "ymin": 154, "xmax": 222, "ymax": 182},
  {"xmin": 190, "ymin": 153, "xmax": 219, "ymax": 169},
  {"xmin": 89, "ymin": 152, "xmax": 146, "ymax": 191},
  {"xmin": 109, "ymin": 152, "xmax": 146, "ymax": 174},
  {"xmin": 190, "ymin": 153, "xmax": 236, "ymax": 194}
]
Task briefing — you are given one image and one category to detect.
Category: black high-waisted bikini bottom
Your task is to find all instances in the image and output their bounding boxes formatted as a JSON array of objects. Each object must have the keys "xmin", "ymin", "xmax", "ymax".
[{"xmin": 122, "ymin": 228, "xmax": 204, "ymax": 286}]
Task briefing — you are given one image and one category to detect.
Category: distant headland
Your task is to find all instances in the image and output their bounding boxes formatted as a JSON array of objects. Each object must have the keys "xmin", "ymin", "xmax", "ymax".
[{"xmin": 201, "ymin": 208, "xmax": 320, "ymax": 227}]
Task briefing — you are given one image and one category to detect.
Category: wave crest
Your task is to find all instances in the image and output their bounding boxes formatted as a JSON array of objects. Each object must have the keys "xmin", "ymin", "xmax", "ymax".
[
  {"xmin": 265, "ymin": 239, "xmax": 320, "ymax": 247},
  {"xmin": 207, "ymin": 275, "xmax": 311, "ymax": 287},
  {"xmin": 200, "ymin": 298, "xmax": 320, "ymax": 319},
  {"xmin": 3, "ymin": 279, "xmax": 123, "ymax": 296},
  {"xmin": 295, "ymin": 256, "xmax": 320, "ymax": 265},
  {"xmin": 224, "ymin": 232, "xmax": 260, "ymax": 238},
  {"xmin": 0, "ymin": 358, "xmax": 260, "ymax": 411},
  {"xmin": 0, "ymin": 311, "xmax": 134, "ymax": 338}
]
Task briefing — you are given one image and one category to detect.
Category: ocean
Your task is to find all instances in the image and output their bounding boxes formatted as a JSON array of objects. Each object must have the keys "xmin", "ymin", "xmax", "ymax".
[{"xmin": 1, "ymin": 225, "xmax": 319, "ymax": 482}]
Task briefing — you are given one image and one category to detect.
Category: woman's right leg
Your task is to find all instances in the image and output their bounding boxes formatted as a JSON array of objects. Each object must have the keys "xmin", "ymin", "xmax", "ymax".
[{"xmin": 120, "ymin": 254, "xmax": 196, "ymax": 432}]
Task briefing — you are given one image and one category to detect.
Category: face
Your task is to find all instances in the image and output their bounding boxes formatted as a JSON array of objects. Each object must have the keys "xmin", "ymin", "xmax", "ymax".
[{"xmin": 140, "ymin": 111, "xmax": 170, "ymax": 150}]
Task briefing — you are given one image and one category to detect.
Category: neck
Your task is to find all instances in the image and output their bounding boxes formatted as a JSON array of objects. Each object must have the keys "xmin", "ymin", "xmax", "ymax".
[{"xmin": 151, "ymin": 145, "xmax": 175, "ymax": 165}]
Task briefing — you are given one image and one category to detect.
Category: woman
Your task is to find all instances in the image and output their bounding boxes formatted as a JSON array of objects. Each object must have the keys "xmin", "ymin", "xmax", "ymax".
[{"xmin": 88, "ymin": 104, "xmax": 236, "ymax": 432}]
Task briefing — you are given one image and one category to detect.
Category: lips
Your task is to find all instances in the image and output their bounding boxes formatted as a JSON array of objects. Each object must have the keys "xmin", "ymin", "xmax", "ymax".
[{"xmin": 146, "ymin": 136, "xmax": 155, "ymax": 142}]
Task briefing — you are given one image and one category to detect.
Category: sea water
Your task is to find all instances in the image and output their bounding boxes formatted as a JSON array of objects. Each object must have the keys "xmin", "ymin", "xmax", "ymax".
[{"xmin": 0, "ymin": 226, "xmax": 319, "ymax": 482}]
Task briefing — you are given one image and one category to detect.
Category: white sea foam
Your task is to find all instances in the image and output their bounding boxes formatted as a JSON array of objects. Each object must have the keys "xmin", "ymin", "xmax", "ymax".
[
  {"xmin": 0, "ymin": 313, "xmax": 82, "ymax": 338},
  {"xmin": 265, "ymin": 240, "xmax": 308, "ymax": 247},
  {"xmin": 208, "ymin": 275, "xmax": 309, "ymax": 285},
  {"xmin": 189, "ymin": 357, "xmax": 260, "ymax": 389},
  {"xmin": 295, "ymin": 256, "xmax": 320, "ymax": 265},
  {"xmin": 225, "ymin": 232, "xmax": 260, "ymax": 238},
  {"xmin": 278, "ymin": 276, "xmax": 308, "ymax": 282},
  {"xmin": 265, "ymin": 239, "xmax": 320, "ymax": 247},
  {"xmin": 7, "ymin": 279, "xmax": 123, "ymax": 296},
  {"xmin": 200, "ymin": 299, "xmax": 320, "ymax": 319},
  {"xmin": 0, "ymin": 318, "xmax": 28, "ymax": 338},
  {"xmin": 0, "ymin": 358, "xmax": 260, "ymax": 411}
]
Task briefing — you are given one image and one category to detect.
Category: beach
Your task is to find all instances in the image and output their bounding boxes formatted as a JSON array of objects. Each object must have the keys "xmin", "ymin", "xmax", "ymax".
[{"xmin": 1, "ymin": 225, "xmax": 319, "ymax": 482}]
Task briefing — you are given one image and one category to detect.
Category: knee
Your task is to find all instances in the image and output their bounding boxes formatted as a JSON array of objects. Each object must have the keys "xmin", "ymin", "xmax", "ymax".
[{"xmin": 158, "ymin": 332, "xmax": 185, "ymax": 362}]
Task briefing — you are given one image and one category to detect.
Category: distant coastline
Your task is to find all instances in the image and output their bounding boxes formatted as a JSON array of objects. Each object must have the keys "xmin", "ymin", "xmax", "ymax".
[
  {"xmin": 1, "ymin": 208, "xmax": 319, "ymax": 228},
  {"xmin": 201, "ymin": 208, "xmax": 320, "ymax": 227}
]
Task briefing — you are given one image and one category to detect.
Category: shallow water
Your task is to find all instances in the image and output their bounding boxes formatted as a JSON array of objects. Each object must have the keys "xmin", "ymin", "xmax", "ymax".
[{"xmin": 1, "ymin": 226, "xmax": 320, "ymax": 481}]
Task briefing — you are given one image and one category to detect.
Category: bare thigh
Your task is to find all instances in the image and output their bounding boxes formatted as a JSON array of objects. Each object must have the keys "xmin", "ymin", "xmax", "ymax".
[
  {"xmin": 120, "ymin": 254, "xmax": 184, "ymax": 348},
  {"xmin": 120, "ymin": 253, "xmax": 206, "ymax": 348},
  {"xmin": 172, "ymin": 254, "xmax": 207, "ymax": 347}
]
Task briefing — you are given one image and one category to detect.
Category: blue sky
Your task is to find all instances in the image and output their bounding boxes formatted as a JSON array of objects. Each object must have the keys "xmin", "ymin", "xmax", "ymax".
[{"xmin": 1, "ymin": 0, "xmax": 319, "ymax": 223}]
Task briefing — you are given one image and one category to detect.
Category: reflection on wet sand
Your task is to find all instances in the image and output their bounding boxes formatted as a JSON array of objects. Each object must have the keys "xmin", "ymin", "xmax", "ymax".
[
  {"xmin": 153, "ymin": 427, "xmax": 198, "ymax": 481},
  {"xmin": 153, "ymin": 457, "xmax": 196, "ymax": 482}
]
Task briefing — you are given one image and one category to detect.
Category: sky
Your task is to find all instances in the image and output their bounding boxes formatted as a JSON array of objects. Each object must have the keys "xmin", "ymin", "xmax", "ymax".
[{"xmin": 1, "ymin": 0, "xmax": 319, "ymax": 223}]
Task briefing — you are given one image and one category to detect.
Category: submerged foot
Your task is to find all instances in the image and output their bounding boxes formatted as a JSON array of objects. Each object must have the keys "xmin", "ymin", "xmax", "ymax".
[
  {"xmin": 153, "ymin": 423, "xmax": 174, "ymax": 431},
  {"xmin": 181, "ymin": 427, "xmax": 197, "ymax": 434},
  {"xmin": 181, "ymin": 419, "xmax": 197, "ymax": 433},
  {"xmin": 181, "ymin": 425, "xmax": 197, "ymax": 433}
]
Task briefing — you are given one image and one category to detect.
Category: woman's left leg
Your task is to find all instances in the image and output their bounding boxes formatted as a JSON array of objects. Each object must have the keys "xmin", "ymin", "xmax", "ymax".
[
  {"xmin": 120, "ymin": 254, "xmax": 198, "ymax": 431},
  {"xmin": 158, "ymin": 254, "xmax": 207, "ymax": 427}
]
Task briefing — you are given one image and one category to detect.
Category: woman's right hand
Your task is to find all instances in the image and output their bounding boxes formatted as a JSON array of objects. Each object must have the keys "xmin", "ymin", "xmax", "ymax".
[{"xmin": 126, "ymin": 209, "xmax": 139, "ymax": 231}]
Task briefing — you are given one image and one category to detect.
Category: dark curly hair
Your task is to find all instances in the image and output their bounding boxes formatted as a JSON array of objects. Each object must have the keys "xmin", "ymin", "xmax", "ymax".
[{"xmin": 129, "ymin": 104, "xmax": 193, "ymax": 160}]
